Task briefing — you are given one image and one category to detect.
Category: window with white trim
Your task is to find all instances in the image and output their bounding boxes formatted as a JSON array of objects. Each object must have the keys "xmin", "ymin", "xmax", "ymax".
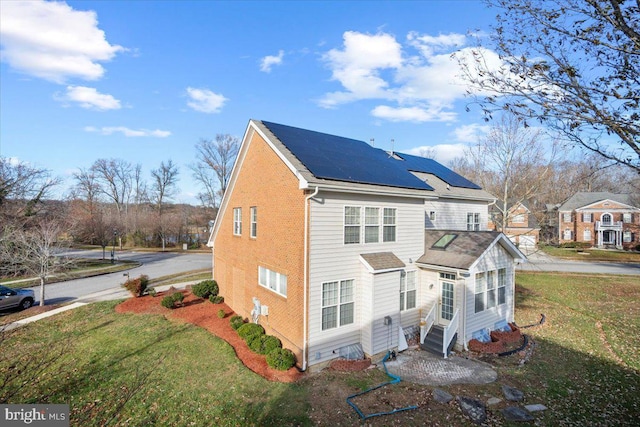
[
  {"xmin": 344, "ymin": 206, "xmax": 361, "ymax": 244},
  {"xmin": 383, "ymin": 208, "xmax": 397, "ymax": 242},
  {"xmin": 623, "ymin": 231, "xmax": 633, "ymax": 243},
  {"xmin": 498, "ymin": 268, "xmax": 506, "ymax": 305},
  {"xmin": 400, "ymin": 271, "xmax": 416, "ymax": 311},
  {"xmin": 429, "ymin": 211, "xmax": 436, "ymax": 221},
  {"xmin": 584, "ymin": 228, "xmax": 592, "ymax": 241},
  {"xmin": 250, "ymin": 207, "xmax": 257, "ymax": 238},
  {"xmin": 563, "ymin": 229, "xmax": 572, "ymax": 240},
  {"xmin": 512, "ymin": 214, "xmax": 525, "ymax": 223},
  {"xmin": 486, "ymin": 271, "xmax": 496, "ymax": 309},
  {"xmin": 365, "ymin": 207, "xmax": 380, "ymax": 243},
  {"xmin": 623, "ymin": 213, "xmax": 632, "ymax": 223},
  {"xmin": 583, "ymin": 213, "xmax": 592, "ymax": 223},
  {"xmin": 233, "ymin": 208, "xmax": 242, "ymax": 236},
  {"xmin": 563, "ymin": 213, "xmax": 572, "ymax": 223},
  {"xmin": 467, "ymin": 213, "xmax": 480, "ymax": 231},
  {"xmin": 322, "ymin": 279, "xmax": 354, "ymax": 330},
  {"xmin": 258, "ymin": 266, "xmax": 287, "ymax": 297},
  {"xmin": 601, "ymin": 213, "xmax": 612, "ymax": 225},
  {"xmin": 474, "ymin": 272, "xmax": 485, "ymax": 313}
]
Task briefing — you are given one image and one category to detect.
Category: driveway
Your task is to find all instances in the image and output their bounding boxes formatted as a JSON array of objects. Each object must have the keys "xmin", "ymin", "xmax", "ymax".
[{"xmin": 517, "ymin": 249, "xmax": 640, "ymax": 275}]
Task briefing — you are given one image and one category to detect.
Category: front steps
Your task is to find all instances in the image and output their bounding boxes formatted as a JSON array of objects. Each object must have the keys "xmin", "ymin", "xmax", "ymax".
[{"xmin": 421, "ymin": 325, "xmax": 457, "ymax": 357}]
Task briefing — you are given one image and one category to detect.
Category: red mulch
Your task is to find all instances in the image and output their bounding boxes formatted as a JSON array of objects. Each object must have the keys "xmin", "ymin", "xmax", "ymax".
[{"xmin": 115, "ymin": 290, "xmax": 303, "ymax": 383}]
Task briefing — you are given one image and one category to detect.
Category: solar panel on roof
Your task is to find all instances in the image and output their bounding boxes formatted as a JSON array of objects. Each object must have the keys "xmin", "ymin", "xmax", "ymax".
[
  {"xmin": 262, "ymin": 121, "xmax": 435, "ymax": 191},
  {"xmin": 393, "ymin": 152, "xmax": 482, "ymax": 189}
]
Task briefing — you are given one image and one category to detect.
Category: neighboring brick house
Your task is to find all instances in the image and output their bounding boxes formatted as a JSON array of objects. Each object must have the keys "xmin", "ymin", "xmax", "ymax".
[
  {"xmin": 209, "ymin": 120, "xmax": 526, "ymax": 370},
  {"xmin": 557, "ymin": 192, "xmax": 640, "ymax": 250},
  {"xmin": 489, "ymin": 201, "xmax": 540, "ymax": 250}
]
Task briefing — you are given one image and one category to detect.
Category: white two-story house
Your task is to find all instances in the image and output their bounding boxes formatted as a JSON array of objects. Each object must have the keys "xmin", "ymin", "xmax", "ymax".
[{"xmin": 209, "ymin": 120, "xmax": 526, "ymax": 370}]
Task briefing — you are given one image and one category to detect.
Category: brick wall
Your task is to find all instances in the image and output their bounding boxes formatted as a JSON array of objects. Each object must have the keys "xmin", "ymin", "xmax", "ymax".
[{"xmin": 213, "ymin": 130, "xmax": 307, "ymax": 363}]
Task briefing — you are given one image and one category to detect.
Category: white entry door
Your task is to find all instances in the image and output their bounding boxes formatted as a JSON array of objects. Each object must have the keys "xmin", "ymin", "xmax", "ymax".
[{"xmin": 438, "ymin": 279, "xmax": 455, "ymax": 326}]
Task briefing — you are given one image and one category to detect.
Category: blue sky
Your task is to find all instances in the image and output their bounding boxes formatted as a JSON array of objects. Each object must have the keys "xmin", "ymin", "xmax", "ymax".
[{"xmin": 1, "ymin": 0, "xmax": 504, "ymax": 204}]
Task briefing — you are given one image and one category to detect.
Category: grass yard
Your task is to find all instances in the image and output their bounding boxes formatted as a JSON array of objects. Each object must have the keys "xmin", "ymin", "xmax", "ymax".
[
  {"xmin": 1, "ymin": 272, "xmax": 639, "ymax": 426},
  {"xmin": 540, "ymin": 246, "xmax": 640, "ymax": 262}
]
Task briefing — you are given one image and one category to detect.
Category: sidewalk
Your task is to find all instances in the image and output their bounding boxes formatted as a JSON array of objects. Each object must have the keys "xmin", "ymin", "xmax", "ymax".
[{"xmin": 1, "ymin": 281, "xmax": 199, "ymax": 332}]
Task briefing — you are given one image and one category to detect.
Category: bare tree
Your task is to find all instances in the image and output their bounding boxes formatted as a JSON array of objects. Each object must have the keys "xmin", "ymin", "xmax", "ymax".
[
  {"xmin": 191, "ymin": 134, "xmax": 239, "ymax": 208},
  {"xmin": 150, "ymin": 160, "xmax": 179, "ymax": 250},
  {"xmin": 464, "ymin": 114, "xmax": 559, "ymax": 231},
  {"xmin": 0, "ymin": 157, "xmax": 60, "ymax": 219},
  {"xmin": 90, "ymin": 158, "xmax": 134, "ymax": 217},
  {"xmin": 457, "ymin": 0, "xmax": 640, "ymax": 173}
]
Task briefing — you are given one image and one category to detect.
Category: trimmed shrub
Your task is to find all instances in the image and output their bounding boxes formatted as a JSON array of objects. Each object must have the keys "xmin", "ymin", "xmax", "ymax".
[
  {"xmin": 209, "ymin": 295, "xmax": 224, "ymax": 304},
  {"xmin": 122, "ymin": 274, "xmax": 149, "ymax": 297},
  {"xmin": 248, "ymin": 334, "xmax": 282, "ymax": 355},
  {"xmin": 230, "ymin": 315, "xmax": 245, "ymax": 330},
  {"xmin": 217, "ymin": 309, "xmax": 226, "ymax": 319},
  {"xmin": 192, "ymin": 280, "xmax": 219, "ymax": 299},
  {"xmin": 237, "ymin": 323, "xmax": 265, "ymax": 341},
  {"xmin": 161, "ymin": 292, "xmax": 184, "ymax": 309},
  {"xmin": 266, "ymin": 348, "xmax": 296, "ymax": 371}
]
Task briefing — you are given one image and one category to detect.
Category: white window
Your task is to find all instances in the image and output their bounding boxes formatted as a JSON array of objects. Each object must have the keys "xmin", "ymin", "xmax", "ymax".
[
  {"xmin": 583, "ymin": 213, "xmax": 592, "ymax": 223},
  {"xmin": 250, "ymin": 207, "xmax": 257, "ymax": 238},
  {"xmin": 623, "ymin": 213, "xmax": 632, "ymax": 223},
  {"xmin": 498, "ymin": 268, "xmax": 506, "ymax": 305},
  {"xmin": 258, "ymin": 266, "xmax": 287, "ymax": 297},
  {"xmin": 474, "ymin": 272, "xmax": 485, "ymax": 313},
  {"xmin": 486, "ymin": 271, "xmax": 496, "ymax": 309},
  {"xmin": 467, "ymin": 213, "xmax": 480, "ymax": 231},
  {"xmin": 429, "ymin": 211, "xmax": 436, "ymax": 221},
  {"xmin": 383, "ymin": 208, "xmax": 397, "ymax": 242},
  {"xmin": 563, "ymin": 213, "xmax": 572, "ymax": 223},
  {"xmin": 601, "ymin": 213, "xmax": 612, "ymax": 225},
  {"xmin": 322, "ymin": 279, "xmax": 354, "ymax": 330},
  {"xmin": 623, "ymin": 231, "xmax": 633, "ymax": 243},
  {"xmin": 233, "ymin": 208, "xmax": 242, "ymax": 236},
  {"xmin": 344, "ymin": 206, "xmax": 361, "ymax": 244},
  {"xmin": 400, "ymin": 271, "xmax": 417, "ymax": 311},
  {"xmin": 563, "ymin": 229, "xmax": 572, "ymax": 240},
  {"xmin": 584, "ymin": 228, "xmax": 592, "ymax": 241},
  {"xmin": 512, "ymin": 214, "xmax": 525, "ymax": 223},
  {"xmin": 364, "ymin": 207, "xmax": 380, "ymax": 243}
]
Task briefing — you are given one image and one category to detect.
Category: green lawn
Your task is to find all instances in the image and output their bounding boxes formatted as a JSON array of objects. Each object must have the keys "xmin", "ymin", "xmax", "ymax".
[
  {"xmin": 540, "ymin": 245, "xmax": 640, "ymax": 262},
  {"xmin": 2, "ymin": 272, "xmax": 638, "ymax": 426}
]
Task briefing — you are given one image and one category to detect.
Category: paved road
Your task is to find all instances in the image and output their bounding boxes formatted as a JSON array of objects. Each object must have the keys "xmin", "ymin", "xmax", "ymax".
[
  {"xmin": 517, "ymin": 249, "xmax": 640, "ymax": 275},
  {"xmin": 27, "ymin": 250, "xmax": 212, "ymax": 305}
]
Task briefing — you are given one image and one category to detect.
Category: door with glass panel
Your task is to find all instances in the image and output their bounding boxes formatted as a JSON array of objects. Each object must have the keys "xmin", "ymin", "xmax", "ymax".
[{"xmin": 438, "ymin": 276, "xmax": 455, "ymax": 326}]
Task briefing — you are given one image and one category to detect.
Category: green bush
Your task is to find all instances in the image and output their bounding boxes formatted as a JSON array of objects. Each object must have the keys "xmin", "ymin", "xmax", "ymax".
[
  {"xmin": 266, "ymin": 348, "xmax": 296, "ymax": 371},
  {"xmin": 161, "ymin": 292, "xmax": 184, "ymax": 309},
  {"xmin": 148, "ymin": 287, "xmax": 157, "ymax": 297},
  {"xmin": 560, "ymin": 242, "xmax": 591, "ymax": 249},
  {"xmin": 122, "ymin": 274, "xmax": 149, "ymax": 297},
  {"xmin": 230, "ymin": 315, "xmax": 245, "ymax": 330},
  {"xmin": 209, "ymin": 295, "xmax": 224, "ymax": 304},
  {"xmin": 192, "ymin": 280, "xmax": 219, "ymax": 299},
  {"xmin": 248, "ymin": 334, "xmax": 282, "ymax": 355},
  {"xmin": 217, "ymin": 309, "xmax": 226, "ymax": 319},
  {"xmin": 237, "ymin": 323, "xmax": 265, "ymax": 341}
]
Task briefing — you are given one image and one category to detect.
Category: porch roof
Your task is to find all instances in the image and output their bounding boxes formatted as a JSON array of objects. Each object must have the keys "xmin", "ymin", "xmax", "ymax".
[{"xmin": 417, "ymin": 230, "xmax": 503, "ymax": 270}]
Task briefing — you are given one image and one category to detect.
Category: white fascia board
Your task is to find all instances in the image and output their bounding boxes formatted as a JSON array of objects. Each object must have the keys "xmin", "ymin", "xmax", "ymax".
[
  {"xmin": 308, "ymin": 182, "xmax": 438, "ymax": 200},
  {"xmin": 414, "ymin": 263, "xmax": 469, "ymax": 277}
]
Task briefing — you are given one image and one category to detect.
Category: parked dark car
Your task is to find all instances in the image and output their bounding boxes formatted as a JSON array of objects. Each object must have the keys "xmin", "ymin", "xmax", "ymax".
[{"xmin": 0, "ymin": 285, "xmax": 35, "ymax": 311}]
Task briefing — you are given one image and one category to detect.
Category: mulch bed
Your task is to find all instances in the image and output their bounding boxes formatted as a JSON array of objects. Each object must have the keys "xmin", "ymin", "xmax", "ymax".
[{"xmin": 115, "ymin": 290, "xmax": 303, "ymax": 383}]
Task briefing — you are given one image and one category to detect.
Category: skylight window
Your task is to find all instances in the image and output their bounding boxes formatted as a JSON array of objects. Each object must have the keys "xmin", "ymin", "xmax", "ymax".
[{"xmin": 432, "ymin": 234, "xmax": 457, "ymax": 249}]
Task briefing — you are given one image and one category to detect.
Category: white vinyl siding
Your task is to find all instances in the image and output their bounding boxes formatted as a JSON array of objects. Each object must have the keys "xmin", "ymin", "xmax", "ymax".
[
  {"xmin": 258, "ymin": 266, "xmax": 287, "ymax": 297},
  {"xmin": 233, "ymin": 208, "xmax": 242, "ymax": 235},
  {"xmin": 424, "ymin": 199, "xmax": 487, "ymax": 231}
]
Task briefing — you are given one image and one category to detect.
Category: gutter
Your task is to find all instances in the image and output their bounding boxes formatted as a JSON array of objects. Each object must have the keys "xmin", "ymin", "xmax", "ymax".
[{"xmin": 302, "ymin": 186, "xmax": 319, "ymax": 371}]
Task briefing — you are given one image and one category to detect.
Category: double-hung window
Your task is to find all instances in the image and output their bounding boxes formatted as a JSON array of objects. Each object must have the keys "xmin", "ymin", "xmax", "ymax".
[
  {"xmin": 365, "ymin": 207, "xmax": 380, "ymax": 243},
  {"xmin": 344, "ymin": 207, "xmax": 361, "ymax": 244},
  {"xmin": 474, "ymin": 272, "xmax": 486, "ymax": 313},
  {"xmin": 258, "ymin": 266, "xmax": 287, "ymax": 297},
  {"xmin": 486, "ymin": 271, "xmax": 496, "ymax": 309},
  {"xmin": 498, "ymin": 268, "xmax": 506, "ymax": 305},
  {"xmin": 623, "ymin": 213, "xmax": 632, "ymax": 223},
  {"xmin": 250, "ymin": 207, "xmax": 257, "ymax": 238},
  {"xmin": 322, "ymin": 279, "xmax": 354, "ymax": 330},
  {"xmin": 583, "ymin": 213, "xmax": 592, "ymax": 223},
  {"xmin": 233, "ymin": 208, "xmax": 242, "ymax": 235},
  {"xmin": 467, "ymin": 213, "xmax": 480, "ymax": 231},
  {"xmin": 383, "ymin": 208, "xmax": 397, "ymax": 242},
  {"xmin": 400, "ymin": 271, "xmax": 416, "ymax": 311}
]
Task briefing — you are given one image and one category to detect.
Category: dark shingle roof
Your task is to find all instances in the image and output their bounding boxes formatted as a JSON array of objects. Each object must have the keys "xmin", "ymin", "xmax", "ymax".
[
  {"xmin": 417, "ymin": 230, "xmax": 503, "ymax": 270},
  {"xmin": 360, "ymin": 252, "xmax": 406, "ymax": 272},
  {"xmin": 558, "ymin": 192, "xmax": 635, "ymax": 211}
]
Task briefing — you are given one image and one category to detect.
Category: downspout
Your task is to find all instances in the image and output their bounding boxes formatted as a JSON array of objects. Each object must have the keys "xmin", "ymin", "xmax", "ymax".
[{"xmin": 303, "ymin": 186, "xmax": 319, "ymax": 371}]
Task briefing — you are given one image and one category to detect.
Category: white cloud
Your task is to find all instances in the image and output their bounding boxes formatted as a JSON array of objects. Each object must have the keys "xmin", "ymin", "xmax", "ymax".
[
  {"xmin": 407, "ymin": 143, "xmax": 467, "ymax": 164},
  {"xmin": 319, "ymin": 30, "xmax": 506, "ymax": 122},
  {"xmin": 84, "ymin": 126, "xmax": 171, "ymax": 138},
  {"xmin": 452, "ymin": 123, "xmax": 490, "ymax": 143},
  {"xmin": 57, "ymin": 86, "xmax": 121, "ymax": 110},
  {"xmin": 186, "ymin": 87, "xmax": 227, "ymax": 113},
  {"xmin": 0, "ymin": 0, "xmax": 124, "ymax": 83},
  {"xmin": 260, "ymin": 50, "xmax": 284, "ymax": 73}
]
